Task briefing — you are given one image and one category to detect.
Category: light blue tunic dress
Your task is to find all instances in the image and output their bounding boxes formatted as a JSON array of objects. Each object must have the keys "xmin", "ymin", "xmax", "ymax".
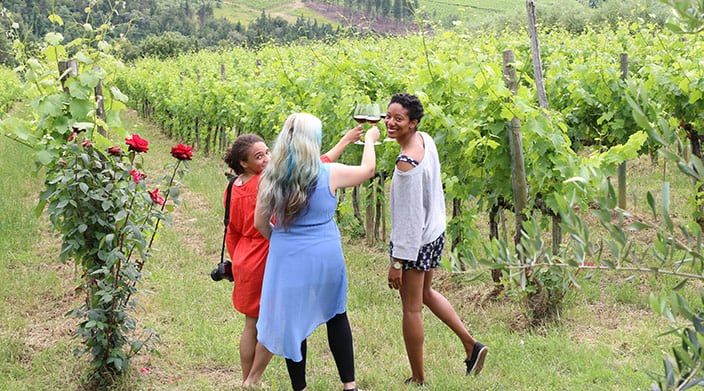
[{"xmin": 257, "ymin": 164, "xmax": 347, "ymax": 362}]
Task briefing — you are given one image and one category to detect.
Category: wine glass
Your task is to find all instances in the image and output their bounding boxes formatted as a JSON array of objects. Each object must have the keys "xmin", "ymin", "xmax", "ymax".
[
  {"xmin": 365, "ymin": 103, "xmax": 381, "ymax": 125},
  {"xmin": 352, "ymin": 103, "xmax": 368, "ymax": 125},
  {"xmin": 352, "ymin": 103, "xmax": 382, "ymax": 145}
]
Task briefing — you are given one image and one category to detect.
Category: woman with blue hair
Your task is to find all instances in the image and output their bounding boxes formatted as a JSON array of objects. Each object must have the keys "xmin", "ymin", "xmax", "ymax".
[{"xmin": 254, "ymin": 112, "xmax": 379, "ymax": 391}]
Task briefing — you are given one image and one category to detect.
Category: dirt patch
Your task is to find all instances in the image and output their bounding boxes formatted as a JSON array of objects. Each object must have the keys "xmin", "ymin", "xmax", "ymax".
[
  {"xmin": 24, "ymin": 275, "xmax": 80, "ymax": 353},
  {"xmin": 170, "ymin": 187, "xmax": 214, "ymax": 259},
  {"xmin": 304, "ymin": 0, "xmax": 420, "ymax": 34},
  {"xmin": 433, "ymin": 266, "xmax": 664, "ymax": 337},
  {"xmin": 128, "ymin": 345, "xmax": 241, "ymax": 388},
  {"xmin": 567, "ymin": 301, "xmax": 653, "ymax": 348}
]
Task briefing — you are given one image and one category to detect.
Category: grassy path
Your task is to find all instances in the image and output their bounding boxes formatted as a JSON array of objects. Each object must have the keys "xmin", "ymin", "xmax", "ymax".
[
  {"xmin": 0, "ymin": 105, "xmax": 82, "ymax": 389},
  {"xmin": 0, "ymin": 106, "xmax": 682, "ymax": 390}
]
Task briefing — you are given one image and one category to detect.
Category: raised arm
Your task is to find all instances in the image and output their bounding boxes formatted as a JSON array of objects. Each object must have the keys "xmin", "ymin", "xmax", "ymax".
[
  {"xmin": 328, "ymin": 126, "xmax": 380, "ymax": 191},
  {"xmin": 321, "ymin": 125, "xmax": 363, "ymax": 163}
]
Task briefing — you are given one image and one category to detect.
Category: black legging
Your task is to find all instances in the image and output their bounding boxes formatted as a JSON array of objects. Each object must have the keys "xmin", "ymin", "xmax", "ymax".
[{"xmin": 285, "ymin": 312, "xmax": 355, "ymax": 391}]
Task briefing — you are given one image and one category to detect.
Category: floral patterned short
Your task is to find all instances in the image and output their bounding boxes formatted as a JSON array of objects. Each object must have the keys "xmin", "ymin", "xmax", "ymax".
[{"xmin": 389, "ymin": 232, "xmax": 445, "ymax": 271}]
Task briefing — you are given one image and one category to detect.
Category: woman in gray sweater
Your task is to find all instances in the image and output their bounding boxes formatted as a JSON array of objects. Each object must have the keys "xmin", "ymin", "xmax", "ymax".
[{"xmin": 384, "ymin": 93, "xmax": 487, "ymax": 386}]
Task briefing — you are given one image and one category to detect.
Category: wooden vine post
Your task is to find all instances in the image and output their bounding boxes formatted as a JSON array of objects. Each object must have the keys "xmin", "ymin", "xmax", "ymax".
[
  {"xmin": 58, "ymin": 60, "xmax": 79, "ymax": 279},
  {"xmin": 94, "ymin": 66, "xmax": 107, "ymax": 136},
  {"xmin": 194, "ymin": 69, "xmax": 201, "ymax": 151},
  {"xmin": 197, "ymin": 68, "xmax": 212, "ymax": 156},
  {"xmin": 365, "ymin": 179, "xmax": 375, "ymax": 246},
  {"xmin": 525, "ymin": 0, "xmax": 561, "ymax": 254},
  {"xmin": 489, "ymin": 200, "xmax": 504, "ymax": 283},
  {"xmin": 618, "ymin": 53, "xmax": 629, "ymax": 210},
  {"xmin": 375, "ymin": 173, "xmax": 386, "ymax": 246},
  {"xmin": 220, "ymin": 64, "xmax": 227, "ymax": 152},
  {"xmin": 525, "ymin": 0, "xmax": 548, "ymax": 109},
  {"xmin": 59, "ymin": 60, "xmax": 106, "ymax": 137},
  {"xmin": 502, "ymin": 50, "xmax": 529, "ymax": 249},
  {"xmin": 58, "ymin": 59, "xmax": 77, "ymax": 90},
  {"xmin": 451, "ymin": 198, "xmax": 462, "ymax": 252},
  {"xmin": 352, "ymin": 185, "xmax": 363, "ymax": 228}
]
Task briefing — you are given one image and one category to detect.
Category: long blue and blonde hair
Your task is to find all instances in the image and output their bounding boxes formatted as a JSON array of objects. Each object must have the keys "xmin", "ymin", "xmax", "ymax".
[{"xmin": 259, "ymin": 113, "xmax": 323, "ymax": 228}]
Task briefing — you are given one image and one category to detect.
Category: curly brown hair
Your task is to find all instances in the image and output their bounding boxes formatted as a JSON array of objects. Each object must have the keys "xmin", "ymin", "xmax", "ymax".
[
  {"xmin": 389, "ymin": 93, "xmax": 424, "ymax": 122},
  {"xmin": 223, "ymin": 134, "xmax": 264, "ymax": 175}
]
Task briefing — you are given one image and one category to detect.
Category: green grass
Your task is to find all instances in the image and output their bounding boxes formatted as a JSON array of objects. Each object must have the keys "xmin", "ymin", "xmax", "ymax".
[
  {"xmin": 0, "ymin": 104, "xmax": 84, "ymax": 389},
  {"xmin": 0, "ymin": 104, "xmax": 693, "ymax": 389}
]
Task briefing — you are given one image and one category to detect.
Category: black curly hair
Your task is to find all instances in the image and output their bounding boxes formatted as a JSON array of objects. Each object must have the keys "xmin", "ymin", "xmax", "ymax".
[
  {"xmin": 389, "ymin": 93, "xmax": 424, "ymax": 123},
  {"xmin": 223, "ymin": 134, "xmax": 264, "ymax": 175}
]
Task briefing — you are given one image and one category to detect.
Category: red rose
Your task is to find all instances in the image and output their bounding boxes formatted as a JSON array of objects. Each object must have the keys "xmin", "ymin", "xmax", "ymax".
[
  {"xmin": 148, "ymin": 188, "xmax": 165, "ymax": 206},
  {"xmin": 125, "ymin": 134, "xmax": 149, "ymax": 153},
  {"xmin": 107, "ymin": 146, "xmax": 123, "ymax": 156},
  {"xmin": 170, "ymin": 143, "xmax": 193, "ymax": 161},
  {"xmin": 129, "ymin": 169, "xmax": 146, "ymax": 183}
]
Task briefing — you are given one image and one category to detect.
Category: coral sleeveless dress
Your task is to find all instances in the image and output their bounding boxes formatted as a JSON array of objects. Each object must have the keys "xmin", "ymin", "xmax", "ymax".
[
  {"xmin": 224, "ymin": 174, "xmax": 269, "ymax": 318},
  {"xmin": 256, "ymin": 164, "xmax": 347, "ymax": 362}
]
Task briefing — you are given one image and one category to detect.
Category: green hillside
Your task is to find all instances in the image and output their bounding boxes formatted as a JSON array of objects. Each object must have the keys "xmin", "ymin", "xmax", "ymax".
[{"xmin": 213, "ymin": 0, "xmax": 337, "ymax": 25}]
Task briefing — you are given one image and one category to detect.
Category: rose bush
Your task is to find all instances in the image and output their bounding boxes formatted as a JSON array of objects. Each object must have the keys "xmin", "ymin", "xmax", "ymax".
[
  {"xmin": 39, "ymin": 129, "xmax": 192, "ymax": 385},
  {"xmin": 1, "ymin": 15, "xmax": 193, "ymax": 387}
]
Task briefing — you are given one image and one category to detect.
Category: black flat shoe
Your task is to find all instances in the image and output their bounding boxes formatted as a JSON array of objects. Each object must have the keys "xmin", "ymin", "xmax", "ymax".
[{"xmin": 464, "ymin": 341, "xmax": 488, "ymax": 376}]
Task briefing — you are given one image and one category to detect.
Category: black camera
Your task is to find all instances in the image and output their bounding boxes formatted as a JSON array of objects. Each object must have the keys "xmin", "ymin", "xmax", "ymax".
[{"xmin": 211, "ymin": 260, "xmax": 233, "ymax": 282}]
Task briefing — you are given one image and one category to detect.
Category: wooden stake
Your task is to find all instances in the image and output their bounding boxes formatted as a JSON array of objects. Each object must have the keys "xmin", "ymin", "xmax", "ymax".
[
  {"xmin": 618, "ymin": 53, "xmax": 629, "ymax": 210},
  {"xmin": 525, "ymin": 0, "xmax": 548, "ymax": 110},
  {"xmin": 502, "ymin": 50, "xmax": 528, "ymax": 247}
]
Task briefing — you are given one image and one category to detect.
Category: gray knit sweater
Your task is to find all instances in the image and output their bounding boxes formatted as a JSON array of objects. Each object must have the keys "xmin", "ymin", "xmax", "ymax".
[{"xmin": 389, "ymin": 131, "xmax": 446, "ymax": 261}]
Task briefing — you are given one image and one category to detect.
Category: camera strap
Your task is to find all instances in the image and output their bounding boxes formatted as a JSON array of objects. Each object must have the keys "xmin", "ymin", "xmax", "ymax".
[{"xmin": 221, "ymin": 177, "xmax": 236, "ymax": 263}]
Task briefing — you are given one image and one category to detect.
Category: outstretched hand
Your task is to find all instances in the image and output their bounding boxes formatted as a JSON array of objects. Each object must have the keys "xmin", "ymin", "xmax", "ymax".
[{"xmin": 342, "ymin": 126, "xmax": 364, "ymax": 144}]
